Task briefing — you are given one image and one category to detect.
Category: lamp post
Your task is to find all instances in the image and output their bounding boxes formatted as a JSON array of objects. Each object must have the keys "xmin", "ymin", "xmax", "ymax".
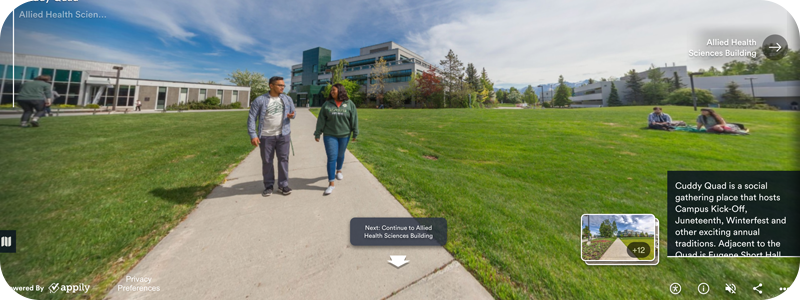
[
  {"xmin": 688, "ymin": 72, "xmax": 703, "ymax": 111},
  {"xmin": 112, "ymin": 66, "xmax": 124, "ymax": 111},
  {"xmin": 743, "ymin": 77, "xmax": 757, "ymax": 98}
]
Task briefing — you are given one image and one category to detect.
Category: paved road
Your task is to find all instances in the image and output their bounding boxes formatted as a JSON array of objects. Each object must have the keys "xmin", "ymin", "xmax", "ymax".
[
  {"xmin": 599, "ymin": 238, "xmax": 638, "ymax": 261},
  {"xmin": 105, "ymin": 107, "xmax": 492, "ymax": 300}
]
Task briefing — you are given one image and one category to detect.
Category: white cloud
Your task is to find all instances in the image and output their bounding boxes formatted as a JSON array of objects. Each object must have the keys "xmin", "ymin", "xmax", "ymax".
[
  {"xmin": 6, "ymin": 29, "xmax": 225, "ymax": 82},
  {"xmin": 404, "ymin": 0, "xmax": 799, "ymax": 87}
]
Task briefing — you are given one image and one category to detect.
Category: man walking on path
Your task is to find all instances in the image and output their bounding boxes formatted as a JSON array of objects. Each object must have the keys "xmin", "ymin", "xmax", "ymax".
[{"xmin": 247, "ymin": 76, "xmax": 297, "ymax": 196}]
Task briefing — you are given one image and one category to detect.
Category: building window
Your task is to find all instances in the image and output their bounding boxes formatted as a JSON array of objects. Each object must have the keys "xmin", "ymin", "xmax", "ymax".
[
  {"xmin": 199, "ymin": 89, "xmax": 207, "ymax": 101},
  {"xmin": 313, "ymin": 64, "xmax": 318, "ymax": 73},
  {"xmin": 55, "ymin": 69, "xmax": 70, "ymax": 82},
  {"xmin": 70, "ymin": 71, "xmax": 82, "ymax": 83},
  {"xmin": 6, "ymin": 65, "xmax": 24, "ymax": 79},
  {"xmin": 24, "ymin": 67, "xmax": 39, "ymax": 80},
  {"xmin": 179, "ymin": 88, "xmax": 188, "ymax": 104},
  {"xmin": 217, "ymin": 90, "xmax": 224, "ymax": 103},
  {"xmin": 232, "ymin": 90, "xmax": 238, "ymax": 104}
]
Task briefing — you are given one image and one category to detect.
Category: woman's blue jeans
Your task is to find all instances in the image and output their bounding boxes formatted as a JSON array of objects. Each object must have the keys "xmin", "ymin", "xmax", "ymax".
[{"xmin": 323, "ymin": 135, "xmax": 350, "ymax": 182}]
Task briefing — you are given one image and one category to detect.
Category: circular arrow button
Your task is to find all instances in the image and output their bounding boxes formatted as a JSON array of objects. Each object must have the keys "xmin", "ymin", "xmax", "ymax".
[{"xmin": 762, "ymin": 34, "xmax": 788, "ymax": 60}]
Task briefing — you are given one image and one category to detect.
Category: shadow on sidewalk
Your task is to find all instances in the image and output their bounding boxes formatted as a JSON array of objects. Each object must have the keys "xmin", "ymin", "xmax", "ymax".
[
  {"xmin": 288, "ymin": 176, "xmax": 328, "ymax": 191},
  {"xmin": 149, "ymin": 175, "xmax": 328, "ymax": 203}
]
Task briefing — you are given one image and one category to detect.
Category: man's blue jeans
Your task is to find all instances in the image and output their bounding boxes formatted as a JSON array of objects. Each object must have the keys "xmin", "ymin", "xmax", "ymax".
[{"xmin": 323, "ymin": 135, "xmax": 350, "ymax": 182}]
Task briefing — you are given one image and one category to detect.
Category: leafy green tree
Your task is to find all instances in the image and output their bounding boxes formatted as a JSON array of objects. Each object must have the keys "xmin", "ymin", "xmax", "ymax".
[
  {"xmin": 507, "ymin": 87, "xmax": 522, "ymax": 104},
  {"xmin": 226, "ymin": 69, "xmax": 269, "ymax": 101},
  {"xmin": 496, "ymin": 89, "xmax": 506, "ymax": 103},
  {"xmin": 523, "ymin": 85, "xmax": 538, "ymax": 105},
  {"xmin": 664, "ymin": 88, "xmax": 717, "ymax": 106},
  {"xmin": 588, "ymin": 78, "xmax": 595, "ymax": 84},
  {"xmin": 624, "ymin": 69, "xmax": 644, "ymax": 105},
  {"xmin": 607, "ymin": 82, "xmax": 623, "ymax": 106},
  {"xmin": 722, "ymin": 60, "xmax": 749, "ymax": 76},
  {"xmin": 323, "ymin": 79, "xmax": 362, "ymax": 104},
  {"xmin": 552, "ymin": 75, "xmax": 572, "ymax": 107},
  {"xmin": 758, "ymin": 48, "xmax": 799, "ymax": 81},
  {"xmin": 599, "ymin": 219, "xmax": 614, "ymax": 238},
  {"xmin": 611, "ymin": 221, "xmax": 617, "ymax": 237},
  {"xmin": 583, "ymin": 225, "xmax": 591, "ymax": 239},
  {"xmin": 369, "ymin": 57, "xmax": 390, "ymax": 105},
  {"xmin": 700, "ymin": 66, "xmax": 723, "ymax": 77},
  {"xmin": 331, "ymin": 59, "xmax": 349, "ymax": 85}
]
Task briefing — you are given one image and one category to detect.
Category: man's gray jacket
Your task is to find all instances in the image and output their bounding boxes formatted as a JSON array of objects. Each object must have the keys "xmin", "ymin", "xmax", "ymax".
[{"xmin": 247, "ymin": 93, "xmax": 297, "ymax": 139}]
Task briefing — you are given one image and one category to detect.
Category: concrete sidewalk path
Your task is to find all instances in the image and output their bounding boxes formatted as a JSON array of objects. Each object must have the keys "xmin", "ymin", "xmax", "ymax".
[
  {"xmin": 106, "ymin": 107, "xmax": 493, "ymax": 300},
  {"xmin": 599, "ymin": 238, "xmax": 638, "ymax": 261}
]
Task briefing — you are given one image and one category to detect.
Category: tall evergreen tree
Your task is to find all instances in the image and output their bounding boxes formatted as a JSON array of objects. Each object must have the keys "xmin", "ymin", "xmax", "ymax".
[
  {"xmin": 465, "ymin": 63, "xmax": 480, "ymax": 91},
  {"xmin": 670, "ymin": 71, "xmax": 684, "ymax": 93},
  {"xmin": 607, "ymin": 82, "xmax": 623, "ymax": 106},
  {"xmin": 553, "ymin": 75, "xmax": 572, "ymax": 107},
  {"xmin": 439, "ymin": 49, "xmax": 465, "ymax": 96},
  {"xmin": 643, "ymin": 68, "xmax": 669, "ymax": 105},
  {"xmin": 624, "ymin": 69, "xmax": 644, "ymax": 105},
  {"xmin": 721, "ymin": 81, "xmax": 755, "ymax": 106}
]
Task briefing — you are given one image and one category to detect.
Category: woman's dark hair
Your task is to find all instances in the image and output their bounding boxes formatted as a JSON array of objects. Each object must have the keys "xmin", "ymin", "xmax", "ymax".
[
  {"xmin": 326, "ymin": 83, "xmax": 349, "ymax": 101},
  {"xmin": 35, "ymin": 75, "xmax": 51, "ymax": 83},
  {"xmin": 700, "ymin": 108, "xmax": 724, "ymax": 124}
]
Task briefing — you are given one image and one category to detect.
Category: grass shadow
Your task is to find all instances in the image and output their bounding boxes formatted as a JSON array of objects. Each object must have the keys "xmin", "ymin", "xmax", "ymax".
[{"xmin": 149, "ymin": 184, "xmax": 216, "ymax": 204}]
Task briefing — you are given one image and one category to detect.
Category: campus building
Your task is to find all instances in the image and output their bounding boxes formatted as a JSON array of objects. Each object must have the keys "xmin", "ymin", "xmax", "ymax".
[
  {"xmin": 0, "ymin": 52, "xmax": 250, "ymax": 110},
  {"xmin": 290, "ymin": 42, "xmax": 437, "ymax": 106},
  {"xmin": 544, "ymin": 65, "xmax": 800, "ymax": 110}
]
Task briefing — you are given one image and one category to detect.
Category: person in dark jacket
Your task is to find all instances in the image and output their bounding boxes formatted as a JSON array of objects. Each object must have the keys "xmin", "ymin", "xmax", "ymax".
[
  {"xmin": 314, "ymin": 83, "xmax": 358, "ymax": 195},
  {"xmin": 17, "ymin": 75, "xmax": 53, "ymax": 127}
]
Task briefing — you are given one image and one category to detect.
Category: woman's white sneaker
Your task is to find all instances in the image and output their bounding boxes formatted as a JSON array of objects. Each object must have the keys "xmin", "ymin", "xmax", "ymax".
[
  {"xmin": 324, "ymin": 185, "xmax": 335, "ymax": 195},
  {"xmin": 336, "ymin": 172, "xmax": 343, "ymax": 180}
]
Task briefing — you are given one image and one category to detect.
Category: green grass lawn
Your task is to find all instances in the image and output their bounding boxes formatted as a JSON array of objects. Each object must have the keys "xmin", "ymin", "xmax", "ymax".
[
  {"xmin": 314, "ymin": 106, "xmax": 799, "ymax": 299},
  {"xmin": 0, "ymin": 112, "xmax": 253, "ymax": 299},
  {"xmin": 619, "ymin": 237, "xmax": 656, "ymax": 261}
]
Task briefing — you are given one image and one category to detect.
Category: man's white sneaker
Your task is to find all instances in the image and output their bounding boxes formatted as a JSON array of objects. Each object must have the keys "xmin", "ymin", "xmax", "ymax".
[
  {"xmin": 336, "ymin": 172, "xmax": 343, "ymax": 180},
  {"xmin": 324, "ymin": 185, "xmax": 335, "ymax": 195}
]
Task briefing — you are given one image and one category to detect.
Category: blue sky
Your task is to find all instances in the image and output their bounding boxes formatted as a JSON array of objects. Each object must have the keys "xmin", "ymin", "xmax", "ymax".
[
  {"xmin": 582, "ymin": 214, "xmax": 656, "ymax": 237},
  {"xmin": 1, "ymin": 0, "xmax": 798, "ymax": 88}
]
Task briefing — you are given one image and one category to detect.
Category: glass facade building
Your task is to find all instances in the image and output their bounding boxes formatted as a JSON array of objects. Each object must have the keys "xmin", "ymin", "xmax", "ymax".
[
  {"xmin": 290, "ymin": 42, "xmax": 438, "ymax": 107},
  {"xmin": 1, "ymin": 64, "xmax": 84, "ymax": 105}
]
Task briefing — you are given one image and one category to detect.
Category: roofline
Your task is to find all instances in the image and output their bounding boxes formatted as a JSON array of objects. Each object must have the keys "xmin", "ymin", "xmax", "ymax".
[{"xmin": 89, "ymin": 75, "xmax": 244, "ymax": 87}]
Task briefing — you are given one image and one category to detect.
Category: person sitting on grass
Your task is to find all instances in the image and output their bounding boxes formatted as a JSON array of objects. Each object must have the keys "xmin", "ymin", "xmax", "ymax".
[
  {"xmin": 647, "ymin": 107, "xmax": 673, "ymax": 131},
  {"xmin": 696, "ymin": 108, "xmax": 747, "ymax": 134}
]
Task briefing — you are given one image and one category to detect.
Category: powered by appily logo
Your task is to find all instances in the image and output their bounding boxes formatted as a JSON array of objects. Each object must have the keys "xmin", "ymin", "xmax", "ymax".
[{"xmin": 48, "ymin": 282, "xmax": 91, "ymax": 294}]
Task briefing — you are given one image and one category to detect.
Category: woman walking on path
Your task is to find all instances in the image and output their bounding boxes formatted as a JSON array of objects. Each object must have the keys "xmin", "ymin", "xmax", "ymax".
[
  {"xmin": 314, "ymin": 83, "xmax": 358, "ymax": 195},
  {"xmin": 18, "ymin": 75, "xmax": 54, "ymax": 127}
]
